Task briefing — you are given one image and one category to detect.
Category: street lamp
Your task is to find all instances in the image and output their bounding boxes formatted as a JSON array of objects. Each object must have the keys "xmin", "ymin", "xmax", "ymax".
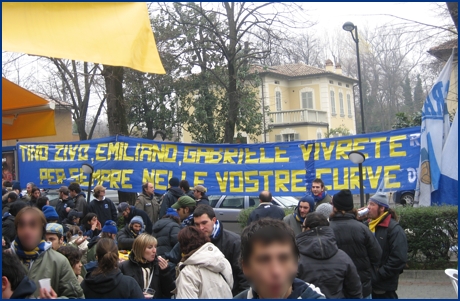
[
  {"xmin": 348, "ymin": 151, "xmax": 366, "ymax": 207},
  {"xmin": 81, "ymin": 163, "xmax": 94, "ymax": 205},
  {"xmin": 343, "ymin": 21, "xmax": 365, "ymax": 134}
]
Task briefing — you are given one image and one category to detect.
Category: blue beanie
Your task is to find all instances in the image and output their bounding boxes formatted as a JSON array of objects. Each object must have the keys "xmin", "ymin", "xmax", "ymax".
[
  {"xmin": 299, "ymin": 195, "xmax": 315, "ymax": 213},
  {"xmin": 102, "ymin": 220, "xmax": 118, "ymax": 234},
  {"xmin": 12, "ymin": 181, "xmax": 21, "ymax": 191},
  {"xmin": 166, "ymin": 207, "xmax": 179, "ymax": 218},
  {"xmin": 42, "ymin": 205, "xmax": 59, "ymax": 221},
  {"xmin": 169, "ymin": 177, "xmax": 180, "ymax": 187}
]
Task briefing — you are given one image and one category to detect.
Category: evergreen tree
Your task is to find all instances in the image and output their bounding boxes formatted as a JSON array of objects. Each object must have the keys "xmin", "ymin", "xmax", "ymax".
[
  {"xmin": 402, "ymin": 77, "xmax": 414, "ymax": 113},
  {"xmin": 413, "ymin": 74, "xmax": 425, "ymax": 110}
]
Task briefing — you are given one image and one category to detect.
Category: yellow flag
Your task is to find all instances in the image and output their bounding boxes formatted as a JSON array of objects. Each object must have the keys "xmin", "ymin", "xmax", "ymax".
[{"xmin": 2, "ymin": 3, "xmax": 165, "ymax": 74}]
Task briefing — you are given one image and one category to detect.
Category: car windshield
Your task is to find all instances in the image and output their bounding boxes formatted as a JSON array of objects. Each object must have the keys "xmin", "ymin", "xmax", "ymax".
[{"xmin": 274, "ymin": 196, "xmax": 299, "ymax": 207}]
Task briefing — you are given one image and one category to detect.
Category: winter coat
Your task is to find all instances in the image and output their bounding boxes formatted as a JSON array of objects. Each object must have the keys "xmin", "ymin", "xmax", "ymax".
[
  {"xmin": 2, "ymin": 213, "xmax": 16, "ymax": 244},
  {"xmin": 234, "ymin": 278, "xmax": 325, "ymax": 299},
  {"xmin": 74, "ymin": 192, "xmax": 87, "ymax": 217},
  {"xmin": 55, "ymin": 197, "xmax": 76, "ymax": 223},
  {"xmin": 13, "ymin": 247, "xmax": 85, "ymax": 298},
  {"xmin": 152, "ymin": 217, "xmax": 180, "ymax": 256},
  {"xmin": 135, "ymin": 192, "xmax": 160, "ymax": 224},
  {"xmin": 315, "ymin": 193, "xmax": 332, "ymax": 210},
  {"xmin": 196, "ymin": 195, "xmax": 210, "ymax": 207},
  {"xmin": 330, "ymin": 213, "xmax": 382, "ymax": 297},
  {"xmin": 81, "ymin": 268, "xmax": 144, "ymax": 299},
  {"xmin": 176, "ymin": 242, "xmax": 233, "ymax": 299},
  {"xmin": 80, "ymin": 225, "xmax": 101, "ymax": 240},
  {"xmin": 296, "ymin": 226, "xmax": 363, "ymax": 299},
  {"xmin": 283, "ymin": 212, "xmax": 303, "ymax": 236},
  {"xmin": 10, "ymin": 276, "xmax": 37, "ymax": 299},
  {"xmin": 87, "ymin": 197, "xmax": 117, "ymax": 226},
  {"xmin": 86, "ymin": 236, "xmax": 100, "ymax": 263},
  {"xmin": 117, "ymin": 224, "xmax": 137, "ymax": 251},
  {"xmin": 123, "ymin": 206, "xmax": 153, "ymax": 235},
  {"xmin": 185, "ymin": 190, "xmax": 195, "ymax": 199},
  {"xmin": 159, "ymin": 187, "xmax": 184, "ymax": 218},
  {"xmin": 120, "ymin": 252, "xmax": 176, "ymax": 299},
  {"xmin": 365, "ymin": 214, "xmax": 408, "ymax": 292},
  {"xmin": 247, "ymin": 202, "xmax": 285, "ymax": 225},
  {"xmin": 2, "ymin": 201, "xmax": 12, "ymax": 215}
]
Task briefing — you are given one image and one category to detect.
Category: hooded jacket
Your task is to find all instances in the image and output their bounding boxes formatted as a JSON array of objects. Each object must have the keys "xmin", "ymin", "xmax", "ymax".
[
  {"xmin": 2, "ymin": 213, "xmax": 16, "ymax": 244},
  {"xmin": 119, "ymin": 252, "xmax": 176, "ymax": 299},
  {"xmin": 159, "ymin": 187, "xmax": 184, "ymax": 218},
  {"xmin": 12, "ymin": 246, "xmax": 85, "ymax": 298},
  {"xmin": 247, "ymin": 202, "xmax": 285, "ymax": 225},
  {"xmin": 117, "ymin": 224, "xmax": 139, "ymax": 251},
  {"xmin": 176, "ymin": 242, "xmax": 233, "ymax": 299},
  {"xmin": 283, "ymin": 197, "xmax": 314, "ymax": 236},
  {"xmin": 87, "ymin": 197, "xmax": 117, "ymax": 226},
  {"xmin": 234, "ymin": 278, "xmax": 325, "ymax": 299},
  {"xmin": 296, "ymin": 226, "xmax": 362, "ymax": 299},
  {"xmin": 365, "ymin": 214, "xmax": 408, "ymax": 292},
  {"xmin": 2, "ymin": 201, "xmax": 12, "ymax": 215},
  {"xmin": 330, "ymin": 213, "xmax": 382, "ymax": 297},
  {"xmin": 10, "ymin": 276, "xmax": 37, "ymax": 299},
  {"xmin": 55, "ymin": 197, "xmax": 76, "ymax": 223},
  {"xmin": 81, "ymin": 268, "xmax": 144, "ymax": 299},
  {"xmin": 123, "ymin": 206, "xmax": 153, "ymax": 235},
  {"xmin": 74, "ymin": 192, "xmax": 87, "ymax": 216},
  {"xmin": 196, "ymin": 194, "xmax": 210, "ymax": 207},
  {"xmin": 135, "ymin": 192, "xmax": 160, "ymax": 224},
  {"xmin": 152, "ymin": 217, "xmax": 181, "ymax": 256}
]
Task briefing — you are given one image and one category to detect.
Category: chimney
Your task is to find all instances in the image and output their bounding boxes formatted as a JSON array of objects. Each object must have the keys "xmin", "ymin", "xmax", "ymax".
[
  {"xmin": 325, "ymin": 59, "xmax": 334, "ymax": 72},
  {"xmin": 335, "ymin": 63, "xmax": 342, "ymax": 75}
]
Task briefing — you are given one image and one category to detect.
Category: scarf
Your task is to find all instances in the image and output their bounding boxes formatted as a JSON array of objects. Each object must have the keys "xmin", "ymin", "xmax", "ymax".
[
  {"xmin": 293, "ymin": 208, "xmax": 305, "ymax": 224},
  {"xmin": 210, "ymin": 220, "xmax": 222, "ymax": 240},
  {"xmin": 313, "ymin": 191, "xmax": 327, "ymax": 202},
  {"xmin": 2, "ymin": 212, "xmax": 12, "ymax": 221},
  {"xmin": 181, "ymin": 214, "xmax": 194, "ymax": 227},
  {"xmin": 369, "ymin": 212, "xmax": 389, "ymax": 234},
  {"xmin": 13, "ymin": 238, "xmax": 51, "ymax": 268}
]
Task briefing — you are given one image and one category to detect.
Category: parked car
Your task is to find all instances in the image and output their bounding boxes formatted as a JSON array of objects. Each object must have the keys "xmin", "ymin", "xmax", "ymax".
[
  {"xmin": 393, "ymin": 189, "xmax": 415, "ymax": 206},
  {"xmin": 209, "ymin": 195, "xmax": 298, "ymax": 234}
]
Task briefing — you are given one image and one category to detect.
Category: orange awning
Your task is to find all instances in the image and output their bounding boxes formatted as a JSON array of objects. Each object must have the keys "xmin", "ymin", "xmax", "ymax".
[{"xmin": 2, "ymin": 77, "xmax": 56, "ymax": 140}]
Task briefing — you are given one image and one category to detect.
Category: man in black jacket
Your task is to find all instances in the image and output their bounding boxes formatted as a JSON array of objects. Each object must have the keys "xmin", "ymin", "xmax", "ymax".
[
  {"xmin": 366, "ymin": 192, "xmax": 408, "ymax": 299},
  {"xmin": 329, "ymin": 189, "xmax": 382, "ymax": 299},
  {"xmin": 87, "ymin": 185, "xmax": 117, "ymax": 226},
  {"xmin": 159, "ymin": 177, "xmax": 184, "ymax": 218},
  {"xmin": 118, "ymin": 202, "xmax": 153, "ymax": 235},
  {"xmin": 247, "ymin": 191, "xmax": 284, "ymax": 225},
  {"xmin": 55, "ymin": 186, "xmax": 76, "ymax": 223},
  {"xmin": 193, "ymin": 185, "xmax": 209, "ymax": 206},
  {"xmin": 193, "ymin": 205, "xmax": 249, "ymax": 296}
]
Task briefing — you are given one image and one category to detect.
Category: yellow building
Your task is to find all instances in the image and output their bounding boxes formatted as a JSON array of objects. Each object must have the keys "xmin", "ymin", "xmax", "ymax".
[{"xmin": 2, "ymin": 99, "xmax": 79, "ymax": 147}]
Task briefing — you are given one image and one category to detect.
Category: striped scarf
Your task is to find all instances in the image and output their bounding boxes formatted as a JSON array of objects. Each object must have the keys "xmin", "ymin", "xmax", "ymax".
[
  {"xmin": 181, "ymin": 214, "xmax": 194, "ymax": 227},
  {"xmin": 210, "ymin": 220, "xmax": 221, "ymax": 240},
  {"xmin": 369, "ymin": 212, "xmax": 389, "ymax": 234},
  {"xmin": 13, "ymin": 237, "xmax": 51, "ymax": 268}
]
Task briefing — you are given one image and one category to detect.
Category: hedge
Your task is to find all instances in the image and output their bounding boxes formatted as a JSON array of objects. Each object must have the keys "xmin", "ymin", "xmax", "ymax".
[{"xmin": 237, "ymin": 205, "xmax": 458, "ymax": 269}]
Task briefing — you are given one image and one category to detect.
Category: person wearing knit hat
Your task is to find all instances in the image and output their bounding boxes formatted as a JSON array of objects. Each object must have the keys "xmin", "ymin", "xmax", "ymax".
[
  {"xmin": 117, "ymin": 216, "xmax": 144, "ymax": 251},
  {"xmin": 283, "ymin": 195, "xmax": 315, "ymax": 236},
  {"xmin": 42, "ymin": 205, "xmax": 59, "ymax": 223},
  {"xmin": 159, "ymin": 177, "xmax": 185, "ymax": 218},
  {"xmin": 329, "ymin": 189, "xmax": 383, "ymax": 299},
  {"xmin": 366, "ymin": 192, "xmax": 407, "ymax": 299},
  {"xmin": 315, "ymin": 203, "xmax": 333, "ymax": 220},
  {"xmin": 101, "ymin": 220, "xmax": 118, "ymax": 236},
  {"xmin": 85, "ymin": 220, "xmax": 118, "ymax": 263},
  {"xmin": 45, "ymin": 223, "xmax": 65, "ymax": 250},
  {"xmin": 117, "ymin": 202, "xmax": 153, "ymax": 235}
]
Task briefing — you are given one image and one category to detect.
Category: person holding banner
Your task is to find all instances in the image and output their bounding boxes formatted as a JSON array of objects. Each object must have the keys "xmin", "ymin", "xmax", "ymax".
[{"xmin": 311, "ymin": 178, "xmax": 332, "ymax": 210}]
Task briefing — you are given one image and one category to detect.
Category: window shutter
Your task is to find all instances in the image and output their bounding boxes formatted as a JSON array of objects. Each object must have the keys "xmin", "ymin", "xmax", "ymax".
[
  {"xmin": 301, "ymin": 92, "xmax": 307, "ymax": 109},
  {"xmin": 294, "ymin": 133, "xmax": 300, "ymax": 141},
  {"xmin": 307, "ymin": 92, "xmax": 313, "ymax": 109},
  {"xmin": 275, "ymin": 134, "xmax": 282, "ymax": 142}
]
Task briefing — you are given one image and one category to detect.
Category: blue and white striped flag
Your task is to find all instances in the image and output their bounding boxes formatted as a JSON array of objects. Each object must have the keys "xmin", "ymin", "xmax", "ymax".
[{"xmin": 414, "ymin": 53, "xmax": 454, "ymax": 207}]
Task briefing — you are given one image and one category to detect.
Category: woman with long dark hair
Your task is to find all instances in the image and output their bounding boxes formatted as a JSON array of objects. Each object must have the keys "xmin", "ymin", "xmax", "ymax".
[
  {"xmin": 80, "ymin": 213, "xmax": 101, "ymax": 239},
  {"xmin": 80, "ymin": 238, "xmax": 144, "ymax": 299}
]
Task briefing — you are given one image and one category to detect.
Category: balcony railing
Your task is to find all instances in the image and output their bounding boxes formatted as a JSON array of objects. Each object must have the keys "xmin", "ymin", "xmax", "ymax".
[{"xmin": 268, "ymin": 109, "xmax": 328, "ymax": 125}]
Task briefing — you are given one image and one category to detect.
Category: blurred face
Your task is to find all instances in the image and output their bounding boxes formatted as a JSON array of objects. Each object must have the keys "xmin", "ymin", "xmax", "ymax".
[
  {"xmin": 73, "ymin": 261, "xmax": 83, "ymax": 276},
  {"xmin": 131, "ymin": 223, "xmax": 142, "ymax": 233},
  {"xmin": 45, "ymin": 233, "xmax": 63, "ymax": 251},
  {"xmin": 145, "ymin": 183, "xmax": 154, "ymax": 196},
  {"xmin": 367, "ymin": 201, "xmax": 384, "ymax": 219},
  {"xmin": 193, "ymin": 190, "xmax": 201, "ymax": 199},
  {"xmin": 89, "ymin": 216, "xmax": 98, "ymax": 224},
  {"xmin": 73, "ymin": 217, "xmax": 80, "ymax": 225},
  {"xmin": 242, "ymin": 241, "xmax": 298, "ymax": 299},
  {"xmin": 177, "ymin": 207, "xmax": 190, "ymax": 221},
  {"xmin": 311, "ymin": 182, "xmax": 324, "ymax": 196},
  {"xmin": 16, "ymin": 212, "xmax": 44, "ymax": 251},
  {"xmin": 143, "ymin": 242, "xmax": 157, "ymax": 262},
  {"xmin": 26, "ymin": 184, "xmax": 33, "ymax": 194},
  {"xmin": 98, "ymin": 190, "xmax": 106, "ymax": 199},
  {"xmin": 33, "ymin": 190, "xmax": 41, "ymax": 199},
  {"xmin": 194, "ymin": 214, "xmax": 216, "ymax": 236},
  {"xmin": 69, "ymin": 190, "xmax": 77, "ymax": 198},
  {"xmin": 298, "ymin": 202, "xmax": 310, "ymax": 218},
  {"xmin": 122, "ymin": 208, "xmax": 130, "ymax": 218}
]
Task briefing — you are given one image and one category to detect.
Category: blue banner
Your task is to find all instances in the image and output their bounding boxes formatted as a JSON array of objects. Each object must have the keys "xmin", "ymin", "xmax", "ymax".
[
  {"xmin": 17, "ymin": 127, "xmax": 420, "ymax": 196},
  {"xmin": 304, "ymin": 127, "xmax": 421, "ymax": 195}
]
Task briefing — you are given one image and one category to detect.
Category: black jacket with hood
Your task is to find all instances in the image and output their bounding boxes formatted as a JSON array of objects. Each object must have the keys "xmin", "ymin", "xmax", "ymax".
[
  {"xmin": 330, "ymin": 212, "xmax": 382, "ymax": 297},
  {"xmin": 247, "ymin": 202, "xmax": 285, "ymax": 225},
  {"xmin": 55, "ymin": 197, "xmax": 76, "ymax": 223},
  {"xmin": 234, "ymin": 278, "xmax": 325, "ymax": 299},
  {"xmin": 119, "ymin": 252, "xmax": 176, "ymax": 299},
  {"xmin": 152, "ymin": 217, "xmax": 181, "ymax": 256},
  {"xmin": 124, "ymin": 206, "xmax": 153, "ymax": 235},
  {"xmin": 159, "ymin": 187, "xmax": 184, "ymax": 218},
  {"xmin": 296, "ymin": 226, "xmax": 363, "ymax": 299},
  {"xmin": 196, "ymin": 194, "xmax": 210, "ymax": 207},
  {"xmin": 81, "ymin": 268, "xmax": 144, "ymax": 299},
  {"xmin": 10, "ymin": 276, "xmax": 37, "ymax": 299},
  {"xmin": 87, "ymin": 197, "xmax": 117, "ymax": 226},
  {"xmin": 74, "ymin": 192, "xmax": 87, "ymax": 216},
  {"xmin": 2, "ymin": 213, "xmax": 15, "ymax": 244},
  {"xmin": 117, "ymin": 224, "xmax": 137, "ymax": 251}
]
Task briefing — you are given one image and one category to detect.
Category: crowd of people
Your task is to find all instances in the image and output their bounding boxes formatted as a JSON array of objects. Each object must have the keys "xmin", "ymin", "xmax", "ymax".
[{"xmin": 1, "ymin": 177, "xmax": 408, "ymax": 299}]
